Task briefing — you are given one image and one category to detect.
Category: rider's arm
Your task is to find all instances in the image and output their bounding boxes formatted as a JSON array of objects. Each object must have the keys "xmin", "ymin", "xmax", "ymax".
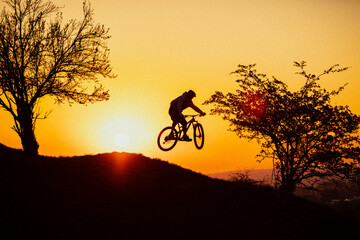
[{"xmin": 189, "ymin": 101, "xmax": 205, "ymax": 115}]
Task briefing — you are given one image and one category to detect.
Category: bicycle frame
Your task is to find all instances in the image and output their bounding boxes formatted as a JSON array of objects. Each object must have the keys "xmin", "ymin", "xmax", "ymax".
[{"xmin": 174, "ymin": 115, "xmax": 200, "ymax": 140}]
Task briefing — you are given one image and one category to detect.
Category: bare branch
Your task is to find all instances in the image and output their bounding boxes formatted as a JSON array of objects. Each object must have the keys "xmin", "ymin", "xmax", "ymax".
[{"xmin": 0, "ymin": 0, "xmax": 115, "ymax": 155}]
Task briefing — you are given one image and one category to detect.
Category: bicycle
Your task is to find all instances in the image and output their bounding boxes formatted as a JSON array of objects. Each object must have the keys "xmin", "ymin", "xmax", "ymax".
[{"xmin": 157, "ymin": 114, "xmax": 205, "ymax": 151}]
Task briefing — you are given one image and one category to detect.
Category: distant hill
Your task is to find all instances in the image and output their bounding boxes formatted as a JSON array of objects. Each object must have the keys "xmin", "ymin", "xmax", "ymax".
[{"xmin": 0, "ymin": 143, "xmax": 357, "ymax": 239}]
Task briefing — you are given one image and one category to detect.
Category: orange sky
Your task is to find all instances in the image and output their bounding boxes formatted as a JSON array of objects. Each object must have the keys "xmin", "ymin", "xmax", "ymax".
[{"xmin": 1, "ymin": 0, "xmax": 360, "ymax": 174}]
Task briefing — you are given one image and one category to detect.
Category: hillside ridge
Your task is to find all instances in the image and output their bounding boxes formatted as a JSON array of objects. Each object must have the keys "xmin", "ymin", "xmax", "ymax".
[{"xmin": 0, "ymin": 143, "xmax": 357, "ymax": 239}]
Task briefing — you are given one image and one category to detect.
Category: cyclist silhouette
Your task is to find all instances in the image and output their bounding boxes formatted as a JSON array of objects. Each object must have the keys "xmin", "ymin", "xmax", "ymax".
[{"xmin": 169, "ymin": 90, "xmax": 206, "ymax": 141}]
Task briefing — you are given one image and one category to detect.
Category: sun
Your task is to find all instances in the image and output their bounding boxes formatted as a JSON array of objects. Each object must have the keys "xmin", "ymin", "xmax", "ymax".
[
  {"xmin": 97, "ymin": 115, "xmax": 153, "ymax": 152},
  {"xmin": 114, "ymin": 133, "xmax": 130, "ymax": 148}
]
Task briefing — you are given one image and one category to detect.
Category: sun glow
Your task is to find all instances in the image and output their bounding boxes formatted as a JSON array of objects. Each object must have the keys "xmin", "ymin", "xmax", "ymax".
[
  {"xmin": 97, "ymin": 116, "xmax": 152, "ymax": 152},
  {"xmin": 114, "ymin": 133, "xmax": 130, "ymax": 148}
]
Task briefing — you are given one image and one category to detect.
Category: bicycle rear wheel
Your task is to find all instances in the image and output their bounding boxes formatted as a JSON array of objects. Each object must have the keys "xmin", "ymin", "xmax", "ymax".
[
  {"xmin": 193, "ymin": 123, "xmax": 204, "ymax": 149},
  {"xmin": 157, "ymin": 126, "xmax": 178, "ymax": 151}
]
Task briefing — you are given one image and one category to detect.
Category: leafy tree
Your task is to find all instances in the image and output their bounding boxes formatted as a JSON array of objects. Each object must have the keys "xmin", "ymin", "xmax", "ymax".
[
  {"xmin": 329, "ymin": 143, "xmax": 360, "ymax": 195},
  {"xmin": 204, "ymin": 61, "xmax": 360, "ymax": 192},
  {"xmin": 0, "ymin": 0, "xmax": 115, "ymax": 155}
]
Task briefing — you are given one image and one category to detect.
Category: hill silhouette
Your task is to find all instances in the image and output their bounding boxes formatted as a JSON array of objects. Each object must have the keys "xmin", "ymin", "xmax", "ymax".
[{"xmin": 0, "ymin": 143, "xmax": 357, "ymax": 239}]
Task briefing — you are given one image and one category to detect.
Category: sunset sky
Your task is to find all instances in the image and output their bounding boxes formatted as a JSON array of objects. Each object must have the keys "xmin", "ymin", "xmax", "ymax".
[{"xmin": 1, "ymin": 0, "xmax": 360, "ymax": 174}]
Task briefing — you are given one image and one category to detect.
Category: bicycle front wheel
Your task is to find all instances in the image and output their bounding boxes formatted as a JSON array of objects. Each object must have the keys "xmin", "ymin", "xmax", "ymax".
[
  {"xmin": 193, "ymin": 123, "xmax": 204, "ymax": 149},
  {"xmin": 157, "ymin": 126, "xmax": 178, "ymax": 151}
]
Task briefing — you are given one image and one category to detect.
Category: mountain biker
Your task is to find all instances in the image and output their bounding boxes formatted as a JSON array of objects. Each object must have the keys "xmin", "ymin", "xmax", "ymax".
[{"xmin": 169, "ymin": 90, "xmax": 206, "ymax": 141}]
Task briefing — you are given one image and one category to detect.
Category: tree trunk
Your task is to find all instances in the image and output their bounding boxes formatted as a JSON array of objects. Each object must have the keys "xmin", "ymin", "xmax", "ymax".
[
  {"xmin": 279, "ymin": 180, "xmax": 296, "ymax": 193},
  {"xmin": 17, "ymin": 104, "xmax": 39, "ymax": 156}
]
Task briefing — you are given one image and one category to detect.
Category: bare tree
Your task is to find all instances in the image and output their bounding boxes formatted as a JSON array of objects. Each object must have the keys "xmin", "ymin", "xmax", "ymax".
[{"xmin": 0, "ymin": 0, "xmax": 115, "ymax": 155}]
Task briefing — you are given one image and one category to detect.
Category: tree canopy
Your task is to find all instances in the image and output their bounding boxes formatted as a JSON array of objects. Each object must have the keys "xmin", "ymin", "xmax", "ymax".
[{"xmin": 205, "ymin": 62, "xmax": 360, "ymax": 192}]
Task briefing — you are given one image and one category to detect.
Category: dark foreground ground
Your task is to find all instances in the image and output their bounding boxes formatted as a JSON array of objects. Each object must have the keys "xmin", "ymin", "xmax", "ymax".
[{"xmin": 0, "ymin": 143, "xmax": 358, "ymax": 239}]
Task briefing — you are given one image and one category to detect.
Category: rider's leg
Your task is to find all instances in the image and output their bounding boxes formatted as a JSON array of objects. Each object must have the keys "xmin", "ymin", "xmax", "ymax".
[
  {"xmin": 169, "ymin": 109, "xmax": 190, "ymax": 141},
  {"xmin": 179, "ymin": 115, "xmax": 191, "ymax": 141},
  {"xmin": 169, "ymin": 108, "xmax": 179, "ymax": 138}
]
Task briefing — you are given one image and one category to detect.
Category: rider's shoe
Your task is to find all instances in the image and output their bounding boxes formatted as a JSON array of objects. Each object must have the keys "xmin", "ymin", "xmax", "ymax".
[
  {"xmin": 165, "ymin": 134, "xmax": 175, "ymax": 141},
  {"xmin": 181, "ymin": 135, "xmax": 192, "ymax": 142}
]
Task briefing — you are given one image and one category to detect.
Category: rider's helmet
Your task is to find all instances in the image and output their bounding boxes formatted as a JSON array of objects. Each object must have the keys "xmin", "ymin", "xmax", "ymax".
[{"xmin": 188, "ymin": 90, "xmax": 196, "ymax": 98}]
